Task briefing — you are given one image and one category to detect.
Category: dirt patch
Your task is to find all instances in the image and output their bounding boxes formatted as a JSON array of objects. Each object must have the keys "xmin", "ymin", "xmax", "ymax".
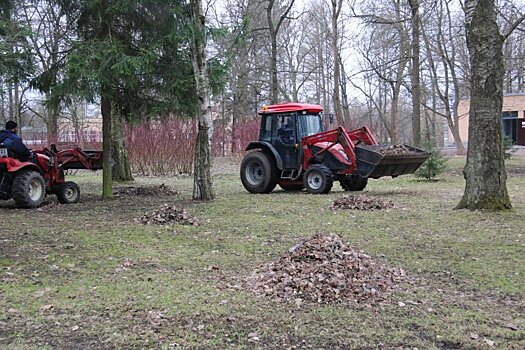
[
  {"xmin": 245, "ymin": 233, "xmax": 405, "ymax": 304},
  {"xmin": 135, "ymin": 205, "xmax": 202, "ymax": 226},
  {"xmin": 331, "ymin": 195, "xmax": 394, "ymax": 211},
  {"xmin": 113, "ymin": 184, "xmax": 178, "ymax": 196}
]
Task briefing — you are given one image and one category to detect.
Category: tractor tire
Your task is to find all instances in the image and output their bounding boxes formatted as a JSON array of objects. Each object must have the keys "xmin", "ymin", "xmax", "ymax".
[
  {"xmin": 279, "ymin": 183, "xmax": 304, "ymax": 191},
  {"xmin": 303, "ymin": 164, "xmax": 333, "ymax": 194},
  {"xmin": 56, "ymin": 181, "xmax": 81, "ymax": 204},
  {"xmin": 240, "ymin": 151, "xmax": 278, "ymax": 194},
  {"xmin": 340, "ymin": 174, "xmax": 368, "ymax": 191},
  {"xmin": 12, "ymin": 170, "xmax": 46, "ymax": 208}
]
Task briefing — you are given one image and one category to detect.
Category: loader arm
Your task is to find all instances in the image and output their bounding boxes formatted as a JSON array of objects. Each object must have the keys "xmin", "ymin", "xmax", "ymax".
[{"xmin": 301, "ymin": 127, "xmax": 359, "ymax": 175}]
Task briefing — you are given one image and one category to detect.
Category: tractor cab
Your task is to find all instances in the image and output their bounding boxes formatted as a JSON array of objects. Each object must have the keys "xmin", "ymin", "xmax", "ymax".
[{"xmin": 257, "ymin": 103, "xmax": 324, "ymax": 177}]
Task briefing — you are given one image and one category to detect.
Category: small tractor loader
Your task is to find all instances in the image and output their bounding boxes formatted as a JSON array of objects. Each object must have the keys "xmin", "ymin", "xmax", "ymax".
[
  {"xmin": 240, "ymin": 103, "xmax": 430, "ymax": 194},
  {"xmin": 0, "ymin": 144, "xmax": 102, "ymax": 208}
]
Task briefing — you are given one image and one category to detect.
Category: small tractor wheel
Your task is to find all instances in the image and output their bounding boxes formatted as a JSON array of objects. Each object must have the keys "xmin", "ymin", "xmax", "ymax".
[
  {"xmin": 279, "ymin": 183, "xmax": 304, "ymax": 191},
  {"xmin": 12, "ymin": 170, "xmax": 46, "ymax": 208},
  {"xmin": 340, "ymin": 174, "xmax": 368, "ymax": 191},
  {"xmin": 56, "ymin": 181, "xmax": 81, "ymax": 204},
  {"xmin": 303, "ymin": 164, "xmax": 333, "ymax": 194},
  {"xmin": 240, "ymin": 151, "xmax": 278, "ymax": 194}
]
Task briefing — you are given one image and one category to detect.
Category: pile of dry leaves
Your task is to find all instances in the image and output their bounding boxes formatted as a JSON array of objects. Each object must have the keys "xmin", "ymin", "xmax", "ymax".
[
  {"xmin": 331, "ymin": 195, "xmax": 394, "ymax": 211},
  {"xmin": 246, "ymin": 233, "xmax": 405, "ymax": 304},
  {"xmin": 114, "ymin": 184, "xmax": 178, "ymax": 197},
  {"xmin": 379, "ymin": 144, "xmax": 412, "ymax": 155},
  {"xmin": 135, "ymin": 205, "xmax": 202, "ymax": 226}
]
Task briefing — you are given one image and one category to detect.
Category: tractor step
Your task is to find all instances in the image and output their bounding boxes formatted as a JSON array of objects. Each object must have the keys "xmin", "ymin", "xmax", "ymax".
[{"xmin": 280, "ymin": 169, "xmax": 298, "ymax": 179}]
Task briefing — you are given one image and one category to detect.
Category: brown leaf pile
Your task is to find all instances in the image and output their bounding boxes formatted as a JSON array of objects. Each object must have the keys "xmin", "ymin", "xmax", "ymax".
[
  {"xmin": 246, "ymin": 233, "xmax": 405, "ymax": 304},
  {"xmin": 331, "ymin": 195, "xmax": 394, "ymax": 211},
  {"xmin": 379, "ymin": 144, "xmax": 411, "ymax": 155},
  {"xmin": 135, "ymin": 205, "xmax": 201, "ymax": 226},
  {"xmin": 114, "ymin": 184, "xmax": 178, "ymax": 196}
]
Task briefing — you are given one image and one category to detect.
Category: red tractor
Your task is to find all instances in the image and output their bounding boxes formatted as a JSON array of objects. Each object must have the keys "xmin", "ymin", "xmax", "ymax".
[
  {"xmin": 0, "ymin": 145, "xmax": 102, "ymax": 208},
  {"xmin": 240, "ymin": 103, "xmax": 429, "ymax": 194}
]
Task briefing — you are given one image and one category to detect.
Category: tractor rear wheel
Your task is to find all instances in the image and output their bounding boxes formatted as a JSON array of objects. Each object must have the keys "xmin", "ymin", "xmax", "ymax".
[
  {"xmin": 240, "ymin": 151, "xmax": 278, "ymax": 194},
  {"xmin": 12, "ymin": 170, "xmax": 46, "ymax": 208},
  {"xmin": 340, "ymin": 174, "xmax": 368, "ymax": 191},
  {"xmin": 304, "ymin": 164, "xmax": 333, "ymax": 194},
  {"xmin": 56, "ymin": 181, "xmax": 81, "ymax": 204}
]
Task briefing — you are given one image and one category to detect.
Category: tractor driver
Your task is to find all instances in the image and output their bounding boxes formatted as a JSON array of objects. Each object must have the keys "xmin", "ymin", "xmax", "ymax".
[
  {"xmin": 277, "ymin": 117, "xmax": 295, "ymax": 144},
  {"xmin": 0, "ymin": 120, "xmax": 32, "ymax": 161}
]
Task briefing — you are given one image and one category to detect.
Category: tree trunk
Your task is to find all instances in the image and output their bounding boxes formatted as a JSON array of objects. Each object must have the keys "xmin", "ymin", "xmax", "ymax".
[
  {"xmin": 111, "ymin": 114, "xmax": 134, "ymax": 182},
  {"xmin": 457, "ymin": 0, "xmax": 511, "ymax": 210},
  {"xmin": 101, "ymin": 94, "xmax": 113, "ymax": 199},
  {"xmin": 331, "ymin": 0, "xmax": 344, "ymax": 126},
  {"xmin": 46, "ymin": 93, "xmax": 59, "ymax": 145},
  {"xmin": 14, "ymin": 81, "xmax": 20, "ymax": 137},
  {"xmin": 190, "ymin": 0, "xmax": 215, "ymax": 201},
  {"xmin": 267, "ymin": 0, "xmax": 279, "ymax": 104},
  {"xmin": 231, "ymin": 93, "xmax": 240, "ymax": 153},
  {"xmin": 409, "ymin": 0, "xmax": 421, "ymax": 147}
]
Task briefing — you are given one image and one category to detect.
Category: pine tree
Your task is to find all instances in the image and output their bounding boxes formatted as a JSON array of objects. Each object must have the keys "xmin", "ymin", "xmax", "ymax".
[{"xmin": 414, "ymin": 140, "xmax": 447, "ymax": 180}]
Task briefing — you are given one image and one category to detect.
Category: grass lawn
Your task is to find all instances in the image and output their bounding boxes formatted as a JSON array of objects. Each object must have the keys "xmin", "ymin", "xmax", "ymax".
[{"xmin": 1, "ymin": 157, "xmax": 524, "ymax": 349}]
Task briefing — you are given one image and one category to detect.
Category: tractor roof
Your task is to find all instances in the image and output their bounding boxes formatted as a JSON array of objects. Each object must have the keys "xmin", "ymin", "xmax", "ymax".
[{"xmin": 258, "ymin": 103, "xmax": 323, "ymax": 115}]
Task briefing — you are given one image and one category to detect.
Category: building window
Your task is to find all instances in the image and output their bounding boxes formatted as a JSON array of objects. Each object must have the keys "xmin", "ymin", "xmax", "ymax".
[{"xmin": 502, "ymin": 111, "xmax": 518, "ymax": 144}]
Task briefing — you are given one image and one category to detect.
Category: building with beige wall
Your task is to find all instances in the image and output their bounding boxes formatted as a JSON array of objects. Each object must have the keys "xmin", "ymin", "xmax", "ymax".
[{"xmin": 449, "ymin": 94, "xmax": 525, "ymax": 146}]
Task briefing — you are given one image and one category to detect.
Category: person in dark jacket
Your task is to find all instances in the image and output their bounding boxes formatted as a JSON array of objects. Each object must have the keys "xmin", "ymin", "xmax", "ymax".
[{"xmin": 0, "ymin": 121, "xmax": 32, "ymax": 161}]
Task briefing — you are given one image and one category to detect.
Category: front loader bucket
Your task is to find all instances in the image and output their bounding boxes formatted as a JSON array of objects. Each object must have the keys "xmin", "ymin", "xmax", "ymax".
[
  {"xmin": 355, "ymin": 145, "xmax": 430, "ymax": 179},
  {"xmin": 354, "ymin": 146, "xmax": 384, "ymax": 178}
]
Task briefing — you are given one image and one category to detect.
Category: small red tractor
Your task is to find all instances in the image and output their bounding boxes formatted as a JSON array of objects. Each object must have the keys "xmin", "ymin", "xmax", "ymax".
[
  {"xmin": 240, "ymin": 103, "xmax": 430, "ymax": 194},
  {"xmin": 0, "ymin": 145, "xmax": 102, "ymax": 208}
]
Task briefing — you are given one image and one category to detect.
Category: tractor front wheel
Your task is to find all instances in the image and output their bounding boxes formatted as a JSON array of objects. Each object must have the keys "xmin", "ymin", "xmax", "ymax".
[
  {"xmin": 12, "ymin": 170, "xmax": 46, "ymax": 208},
  {"xmin": 340, "ymin": 174, "xmax": 368, "ymax": 191},
  {"xmin": 56, "ymin": 181, "xmax": 81, "ymax": 204},
  {"xmin": 240, "ymin": 151, "xmax": 278, "ymax": 194},
  {"xmin": 304, "ymin": 164, "xmax": 333, "ymax": 194}
]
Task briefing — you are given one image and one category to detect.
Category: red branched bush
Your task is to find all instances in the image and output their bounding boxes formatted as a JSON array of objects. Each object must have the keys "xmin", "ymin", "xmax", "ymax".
[
  {"xmin": 211, "ymin": 118, "xmax": 260, "ymax": 156},
  {"xmin": 125, "ymin": 119, "xmax": 197, "ymax": 176}
]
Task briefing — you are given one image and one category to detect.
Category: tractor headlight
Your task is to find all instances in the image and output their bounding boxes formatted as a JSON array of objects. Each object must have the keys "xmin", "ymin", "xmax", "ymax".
[{"xmin": 338, "ymin": 149, "xmax": 349, "ymax": 161}]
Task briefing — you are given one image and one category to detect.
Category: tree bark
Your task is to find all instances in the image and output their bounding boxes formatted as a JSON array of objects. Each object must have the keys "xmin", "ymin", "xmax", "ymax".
[
  {"xmin": 111, "ymin": 114, "xmax": 134, "ymax": 182},
  {"xmin": 266, "ymin": 0, "xmax": 295, "ymax": 104},
  {"xmin": 331, "ymin": 0, "xmax": 344, "ymax": 126},
  {"xmin": 267, "ymin": 1, "xmax": 279, "ymax": 104},
  {"xmin": 190, "ymin": 0, "xmax": 215, "ymax": 201},
  {"xmin": 408, "ymin": 0, "xmax": 421, "ymax": 147},
  {"xmin": 457, "ymin": 0, "xmax": 511, "ymax": 210},
  {"xmin": 101, "ymin": 93, "xmax": 113, "ymax": 199},
  {"xmin": 46, "ymin": 93, "xmax": 59, "ymax": 145}
]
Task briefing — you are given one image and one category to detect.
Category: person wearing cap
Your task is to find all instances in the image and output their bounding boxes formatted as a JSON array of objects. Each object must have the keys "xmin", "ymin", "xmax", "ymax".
[{"xmin": 0, "ymin": 120, "xmax": 32, "ymax": 161}]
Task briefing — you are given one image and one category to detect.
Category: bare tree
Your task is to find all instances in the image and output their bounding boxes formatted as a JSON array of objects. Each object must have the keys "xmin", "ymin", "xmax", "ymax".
[
  {"xmin": 266, "ymin": 0, "xmax": 296, "ymax": 103},
  {"xmin": 457, "ymin": 0, "xmax": 512, "ymax": 210},
  {"xmin": 408, "ymin": 0, "xmax": 421, "ymax": 147},
  {"xmin": 191, "ymin": 0, "xmax": 215, "ymax": 200}
]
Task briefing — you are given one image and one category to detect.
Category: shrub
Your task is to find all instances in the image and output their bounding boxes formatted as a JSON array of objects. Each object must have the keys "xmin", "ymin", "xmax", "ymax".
[
  {"xmin": 125, "ymin": 119, "xmax": 197, "ymax": 176},
  {"xmin": 503, "ymin": 136, "xmax": 517, "ymax": 159},
  {"xmin": 414, "ymin": 140, "xmax": 448, "ymax": 180}
]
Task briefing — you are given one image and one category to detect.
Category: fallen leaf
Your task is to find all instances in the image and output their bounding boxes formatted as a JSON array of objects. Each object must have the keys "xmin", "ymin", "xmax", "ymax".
[
  {"xmin": 41, "ymin": 304, "xmax": 53, "ymax": 311},
  {"xmin": 469, "ymin": 333, "xmax": 479, "ymax": 340},
  {"xmin": 502, "ymin": 323, "xmax": 518, "ymax": 331},
  {"xmin": 483, "ymin": 339, "xmax": 495, "ymax": 347}
]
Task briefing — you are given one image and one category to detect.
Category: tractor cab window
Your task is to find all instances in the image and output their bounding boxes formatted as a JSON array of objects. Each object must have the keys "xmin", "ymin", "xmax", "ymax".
[
  {"xmin": 259, "ymin": 115, "xmax": 272, "ymax": 142},
  {"xmin": 276, "ymin": 114, "xmax": 295, "ymax": 144},
  {"xmin": 298, "ymin": 113, "xmax": 323, "ymax": 139}
]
